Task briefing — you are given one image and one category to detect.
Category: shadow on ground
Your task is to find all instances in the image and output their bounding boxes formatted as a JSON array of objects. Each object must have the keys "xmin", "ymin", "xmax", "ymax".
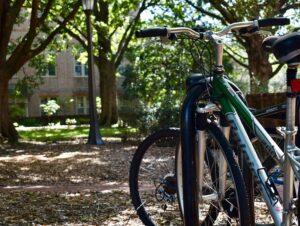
[{"xmin": 0, "ymin": 139, "xmax": 145, "ymax": 225}]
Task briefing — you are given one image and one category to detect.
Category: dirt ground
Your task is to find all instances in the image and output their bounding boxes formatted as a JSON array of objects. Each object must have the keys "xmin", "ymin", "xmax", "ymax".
[
  {"xmin": 0, "ymin": 138, "xmax": 144, "ymax": 225},
  {"xmin": 0, "ymin": 137, "xmax": 289, "ymax": 225}
]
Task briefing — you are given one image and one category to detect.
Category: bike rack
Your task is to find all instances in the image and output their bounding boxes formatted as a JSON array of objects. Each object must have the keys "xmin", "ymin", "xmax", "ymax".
[{"xmin": 180, "ymin": 84, "xmax": 206, "ymax": 226}]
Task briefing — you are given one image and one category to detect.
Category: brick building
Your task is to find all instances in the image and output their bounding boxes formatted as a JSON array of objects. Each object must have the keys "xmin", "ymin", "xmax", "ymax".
[{"xmin": 9, "ymin": 50, "xmax": 100, "ymax": 117}]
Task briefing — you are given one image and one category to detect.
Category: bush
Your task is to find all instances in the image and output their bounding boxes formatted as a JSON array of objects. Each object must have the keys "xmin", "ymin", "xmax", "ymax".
[
  {"xmin": 118, "ymin": 98, "xmax": 146, "ymax": 126},
  {"xmin": 118, "ymin": 96, "xmax": 180, "ymax": 136},
  {"xmin": 40, "ymin": 100, "xmax": 60, "ymax": 116},
  {"xmin": 154, "ymin": 98, "xmax": 180, "ymax": 130},
  {"xmin": 65, "ymin": 118, "xmax": 77, "ymax": 125},
  {"xmin": 19, "ymin": 118, "xmax": 41, "ymax": 127},
  {"xmin": 10, "ymin": 104, "xmax": 26, "ymax": 119},
  {"xmin": 17, "ymin": 115, "xmax": 91, "ymax": 127}
]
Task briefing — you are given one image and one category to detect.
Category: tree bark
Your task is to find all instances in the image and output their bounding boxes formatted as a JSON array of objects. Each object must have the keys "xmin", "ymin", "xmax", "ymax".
[
  {"xmin": 244, "ymin": 35, "xmax": 273, "ymax": 93},
  {"xmin": 98, "ymin": 58, "xmax": 118, "ymax": 125},
  {"xmin": 0, "ymin": 76, "xmax": 18, "ymax": 142}
]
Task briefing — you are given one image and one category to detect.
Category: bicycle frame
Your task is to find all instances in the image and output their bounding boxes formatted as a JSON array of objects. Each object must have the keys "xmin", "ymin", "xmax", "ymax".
[
  {"xmin": 135, "ymin": 18, "xmax": 297, "ymax": 225},
  {"xmin": 211, "ymin": 71, "xmax": 299, "ymax": 225}
]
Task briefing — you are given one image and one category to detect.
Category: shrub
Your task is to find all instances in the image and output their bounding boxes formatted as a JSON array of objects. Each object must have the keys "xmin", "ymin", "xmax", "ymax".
[
  {"xmin": 19, "ymin": 118, "xmax": 41, "ymax": 127},
  {"xmin": 10, "ymin": 104, "xmax": 26, "ymax": 119},
  {"xmin": 65, "ymin": 118, "xmax": 77, "ymax": 125},
  {"xmin": 40, "ymin": 100, "xmax": 60, "ymax": 116},
  {"xmin": 118, "ymin": 96, "xmax": 180, "ymax": 136},
  {"xmin": 154, "ymin": 98, "xmax": 180, "ymax": 130}
]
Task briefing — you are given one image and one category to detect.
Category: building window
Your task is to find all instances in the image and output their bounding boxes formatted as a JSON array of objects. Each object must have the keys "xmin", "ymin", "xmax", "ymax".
[
  {"xmin": 75, "ymin": 60, "xmax": 88, "ymax": 77},
  {"xmin": 46, "ymin": 63, "xmax": 56, "ymax": 76},
  {"xmin": 76, "ymin": 96, "xmax": 89, "ymax": 114}
]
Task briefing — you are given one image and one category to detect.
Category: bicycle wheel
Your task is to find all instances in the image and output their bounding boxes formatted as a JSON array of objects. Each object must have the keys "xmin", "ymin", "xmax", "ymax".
[
  {"xmin": 129, "ymin": 128, "xmax": 182, "ymax": 226},
  {"xmin": 176, "ymin": 122, "xmax": 250, "ymax": 225},
  {"xmin": 250, "ymin": 129, "xmax": 299, "ymax": 225}
]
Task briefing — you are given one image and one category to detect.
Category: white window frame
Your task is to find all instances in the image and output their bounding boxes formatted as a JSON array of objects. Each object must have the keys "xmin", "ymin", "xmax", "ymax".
[
  {"xmin": 75, "ymin": 96, "xmax": 89, "ymax": 114},
  {"xmin": 74, "ymin": 59, "xmax": 88, "ymax": 77}
]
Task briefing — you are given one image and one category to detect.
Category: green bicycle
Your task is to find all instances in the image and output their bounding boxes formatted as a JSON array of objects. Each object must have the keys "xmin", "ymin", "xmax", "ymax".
[{"xmin": 135, "ymin": 17, "xmax": 300, "ymax": 225}]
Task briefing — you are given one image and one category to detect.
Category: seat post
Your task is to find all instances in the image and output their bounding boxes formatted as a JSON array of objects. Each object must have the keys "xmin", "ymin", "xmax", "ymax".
[{"xmin": 282, "ymin": 66, "xmax": 298, "ymax": 226}]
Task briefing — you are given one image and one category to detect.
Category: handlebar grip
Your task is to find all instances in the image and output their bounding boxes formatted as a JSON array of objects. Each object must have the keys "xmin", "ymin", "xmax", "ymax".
[
  {"xmin": 135, "ymin": 27, "xmax": 168, "ymax": 38},
  {"xmin": 257, "ymin": 17, "xmax": 290, "ymax": 27}
]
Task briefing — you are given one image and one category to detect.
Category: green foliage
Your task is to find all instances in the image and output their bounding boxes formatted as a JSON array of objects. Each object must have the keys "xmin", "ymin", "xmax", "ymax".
[
  {"xmin": 40, "ymin": 100, "xmax": 61, "ymax": 117},
  {"xmin": 154, "ymin": 97, "xmax": 180, "ymax": 129},
  {"xmin": 9, "ymin": 104, "xmax": 26, "ymax": 119},
  {"xmin": 18, "ymin": 118, "xmax": 41, "ymax": 127},
  {"xmin": 19, "ymin": 126, "xmax": 137, "ymax": 142},
  {"xmin": 123, "ymin": 40, "xmax": 196, "ymax": 102},
  {"xmin": 68, "ymin": 0, "xmax": 147, "ymax": 63},
  {"xmin": 96, "ymin": 97, "xmax": 102, "ymax": 114},
  {"xmin": 121, "ymin": 38, "xmax": 209, "ymax": 133},
  {"xmin": 183, "ymin": 0, "xmax": 300, "ymax": 93},
  {"xmin": 118, "ymin": 97, "xmax": 154, "ymax": 134},
  {"xmin": 119, "ymin": 0, "xmax": 241, "ymax": 134},
  {"xmin": 17, "ymin": 115, "xmax": 91, "ymax": 127},
  {"xmin": 11, "ymin": 53, "xmax": 53, "ymax": 98},
  {"xmin": 65, "ymin": 118, "xmax": 77, "ymax": 125}
]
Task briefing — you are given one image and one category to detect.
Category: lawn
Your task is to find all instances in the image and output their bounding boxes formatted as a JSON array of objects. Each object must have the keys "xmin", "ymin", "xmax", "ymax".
[{"xmin": 18, "ymin": 126, "xmax": 138, "ymax": 142}]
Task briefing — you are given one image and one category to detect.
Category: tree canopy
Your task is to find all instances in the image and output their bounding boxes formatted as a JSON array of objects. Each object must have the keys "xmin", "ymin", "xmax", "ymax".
[
  {"xmin": 0, "ymin": 0, "xmax": 80, "ymax": 142},
  {"xmin": 63, "ymin": 0, "xmax": 159, "ymax": 125},
  {"xmin": 185, "ymin": 0, "xmax": 300, "ymax": 92}
]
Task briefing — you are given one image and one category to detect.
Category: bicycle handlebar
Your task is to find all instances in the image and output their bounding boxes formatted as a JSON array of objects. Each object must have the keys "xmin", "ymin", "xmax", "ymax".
[
  {"xmin": 135, "ymin": 27, "xmax": 168, "ymax": 38},
  {"xmin": 257, "ymin": 17, "xmax": 290, "ymax": 27},
  {"xmin": 135, "ymin": 17, "xmax": 290, "ymax": 39}
]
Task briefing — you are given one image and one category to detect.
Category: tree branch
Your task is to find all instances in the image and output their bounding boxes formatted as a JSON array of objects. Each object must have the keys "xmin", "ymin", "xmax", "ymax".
[
  {"xmin": 114, "ymin": 0, "xmax": 161, "ymax": 66},
  {"xmin": 223, "ymin": 47, "xmax": 249, "ymax": 69},
  {"xmin": 30, "ymin": 2, "xmax": 81, "ymax": 56},
  {"xmin": 210, "ymin": 0, "xmax": 236, "ymax": 23},
  {"xmin": 52, "ymin": 14, "xmax": 88, "ymax": 48},
  {"xmin": 0, "ymin": 0, "xmax": 25, "ymax": 63},
  {"xmin": 38, "ymin": 0, "xmax": 55, "ymax": 26},
  {"xmin": 272, "ymin": 63, "xmax": 284, "ymax": 76},
  {"xmin": 108, "ymin": 27, "xmax": 118, "ymax": 40},
  {"xmin": 29, "ymin": 0, "xmax": 39, "ymax": 35},
  {"xmin": 6, "ymin": 1, "xmax": 81, "ymax": 76},
  {"xmin": 280, "ymin": 3, "xmax": 300, "ymax": 14},
  {"xmin": 63, "ymin": 26, "xmax": 87, "ymax": 50},
  {"xmin": 113, "ymin": 1, "xmax": 146, "ymax": 66},
  {"xmin": 185, "ymin": 0, "xmax": 226, "ymax": 24}
]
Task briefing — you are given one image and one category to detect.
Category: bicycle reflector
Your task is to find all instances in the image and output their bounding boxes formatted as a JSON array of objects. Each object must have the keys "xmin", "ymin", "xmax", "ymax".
[{"xmin": 291, "ymin": 79, "xmax": 300, "ymax": 93}]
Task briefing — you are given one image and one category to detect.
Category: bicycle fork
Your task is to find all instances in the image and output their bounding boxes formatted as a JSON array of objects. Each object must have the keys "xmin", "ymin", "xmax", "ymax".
[{"xmin": 196, "ymin": 105, "xmax": 228, "ymax": 204}]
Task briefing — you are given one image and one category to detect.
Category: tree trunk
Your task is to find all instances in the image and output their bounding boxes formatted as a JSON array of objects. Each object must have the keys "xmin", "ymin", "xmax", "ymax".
[
  {"xmin": 0, "ymin": 77, "xmax": 18, "ymax": 142},
  {"xmin": 98, "ymin": 58, "xmax": 118, "ymax": 125},
  {"xmin": 244, "ymin": 35, "xmax": 273, "ymax": 94}
]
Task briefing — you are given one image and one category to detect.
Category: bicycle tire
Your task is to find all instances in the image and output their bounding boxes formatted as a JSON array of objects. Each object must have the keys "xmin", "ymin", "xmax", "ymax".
[
  {"xmin": 129, "ymin": 128, "xmax": 182, "ymax": 225},
  {"xmin": 176, "ymin": 122, "xmax": 250, "ymax": 225}
]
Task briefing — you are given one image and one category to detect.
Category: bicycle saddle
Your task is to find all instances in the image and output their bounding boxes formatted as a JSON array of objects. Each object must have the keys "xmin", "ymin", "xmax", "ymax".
[{"xmin": 262, "ymin": 32, "xmax": 300, "ymax": 65}]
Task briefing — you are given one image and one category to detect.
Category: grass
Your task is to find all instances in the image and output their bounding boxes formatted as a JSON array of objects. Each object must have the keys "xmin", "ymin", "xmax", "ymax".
[{"xmin": 18, "ymin": 126, "xmax": 138, "ymax": 142}]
